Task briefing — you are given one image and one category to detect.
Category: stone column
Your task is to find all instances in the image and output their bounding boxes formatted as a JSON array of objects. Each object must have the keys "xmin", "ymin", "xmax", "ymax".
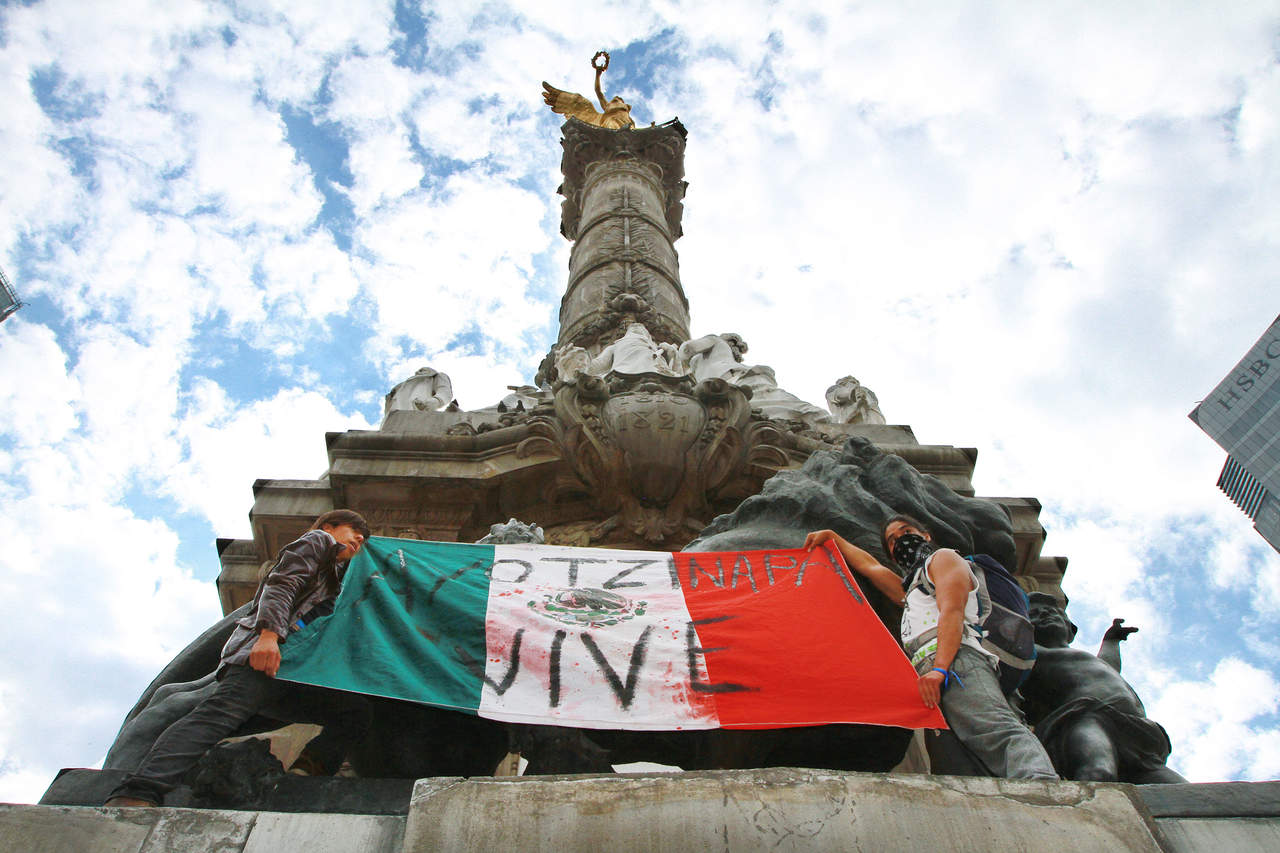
[{"xmin": 555, "ymin": 119, "xmax": 691, "ymax": 356}]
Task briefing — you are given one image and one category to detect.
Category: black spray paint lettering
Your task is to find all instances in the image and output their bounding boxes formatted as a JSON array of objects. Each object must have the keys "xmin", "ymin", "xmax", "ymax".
[
  {"xmin": 685, "ymin": 616, "xmax": 755, "ymax": 694},
  {"xmin": 489, "ymin": 558, "xmax": 533, "ymax": 584},
  {"xmin": 349, "ymin": 571, "xmax": 385, "ymax": 610},
  {"xmin": 463, "ymin": 619, "xmax": 753, "ymax": 709},
  {"xmin": 730, "ymin": 554, "xmax": 758, "ymax": 592},
  {"xmin": 762, "ymin": 553, "xmax": 797, "ymax": 585},
  {"xmin": 603, "ymin": 558, "xmax": 671, "ymax": 590},
  {"xmin": 454, "ymin": 628, "xmax": 525, "ymax": 696},
  {"xmin": 541, "ymin": 626, "xmax": 656, "ymax": 710},
  {"xmin": 549, "ymin": 629, "xmax": 567, "ymax": 707},
  {"xmin": 579, "ymin": 626, "xmax": 653, "ymax": 710},
  {"xmin": 541, "ymin": 556, "xmax": 608, "ymax": 586},
  {"xmin": 424, "ymin": 560, "xmax": 487, "ymax": 606},
  {"xmin": 819, "ymin": 548, "xmax": 865, "ymax": 603},
  {"xmin": 684, "ymin": 554, "xmax": 725, "ymax": 589}
]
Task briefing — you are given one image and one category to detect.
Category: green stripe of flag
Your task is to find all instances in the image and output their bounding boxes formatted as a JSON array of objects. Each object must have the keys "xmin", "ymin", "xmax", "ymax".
[{"xmin": 278, "ymin": 538, "xmax": 494, "ymax": 712}]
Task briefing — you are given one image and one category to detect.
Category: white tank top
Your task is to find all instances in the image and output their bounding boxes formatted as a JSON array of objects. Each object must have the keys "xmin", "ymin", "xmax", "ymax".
[{"xmin": 899, "ymin": 549, "xmax": 998, "ymax": 673}]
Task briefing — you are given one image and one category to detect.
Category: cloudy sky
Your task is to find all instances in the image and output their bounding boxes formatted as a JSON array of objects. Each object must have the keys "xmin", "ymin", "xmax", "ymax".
[{"xmin": 2, "ymin": 0, "xmax": 1279, "ymax": 801}]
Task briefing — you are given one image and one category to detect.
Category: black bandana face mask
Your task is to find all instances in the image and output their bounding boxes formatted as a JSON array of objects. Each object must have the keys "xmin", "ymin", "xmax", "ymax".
[{"xmin": 891, "ymin": 533, "xmax": 933, "ymax": 571}]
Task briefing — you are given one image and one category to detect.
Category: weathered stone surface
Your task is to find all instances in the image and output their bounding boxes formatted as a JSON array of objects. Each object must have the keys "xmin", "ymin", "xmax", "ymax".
[
  {"xmin": 477, "ymin": 517, "xmax": 546, "ymax": 544},
  {"xmin": 678, "ymin": 333, "xmax": 831, "ymax": 422},
  {"xmin": 548, "ymin": 370, "xmax": 753, "ymax": 544},
  {"xmin": 1138, "ymin": 781, "xmax": 1280, "ymax": 853},
  {"xmin": 1154, "ymin": 816, "xmax": 1280, "ymax": 852},
  {"xmin": 0, "ymin": 803, "xmax": 256, "ymax": 853},
  {"xmin": 1137, "ymin": 779, "xmax": 1280, "ymax": 817},
  {"xmin": 241, "ymin": 812, "xmax": 404, "ymax": 853},
  {"xmin": 40, "ymin": 768, "xmax": 417, "ymax": 816},
  {"xmin": 0, "ymin": 803, "xmax": 156, "ymax": 852},
  {"xmin": 0, "ymin": 804, "xmax": 403, "ymax": 853},
  {"xmin": 24, "ymin": 776, "xmax": 1280, "ymax": 851},
  {"xmin": 138, "ymin": 807, "xmax": 257, "ymax": 852},
  {"xmin": 401, "ymin": 769, "xmax": 1163, "ymax": 852}
]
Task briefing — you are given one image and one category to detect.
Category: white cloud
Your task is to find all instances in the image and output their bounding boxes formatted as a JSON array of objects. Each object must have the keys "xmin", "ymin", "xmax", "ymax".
[
  {"xmin": 0, "ymin": 321, "xmax": 80, "ymax": 447},
  {"xmin": 355, "ymin": 171, "xmax": 552, "ymax": 368},
  {"xmin": 167, "ymin": 381, "xmax": 375, "ymax": 536},
  {"xmin": 1148, "ymin": 658, "xmax": 1280, "ymax": 781},
  {"xmin": 169, "ymin": 61, "xmax": 322, "ymax": 230}
]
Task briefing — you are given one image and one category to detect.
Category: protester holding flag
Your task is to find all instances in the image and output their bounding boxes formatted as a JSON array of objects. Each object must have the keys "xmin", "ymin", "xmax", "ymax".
[
  {"xmin": 105, "ymin": 510, "xmax": 375, "ymax": 807},
  {"xmin": 805, "ymin": 519, "xmax": 1058, "ymax": 779}
]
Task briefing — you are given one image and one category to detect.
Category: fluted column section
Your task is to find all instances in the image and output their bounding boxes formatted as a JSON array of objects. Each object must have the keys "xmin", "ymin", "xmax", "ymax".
[{"xmin": 555, "ymin": 119, "xmax": 690, "ymax": 355}]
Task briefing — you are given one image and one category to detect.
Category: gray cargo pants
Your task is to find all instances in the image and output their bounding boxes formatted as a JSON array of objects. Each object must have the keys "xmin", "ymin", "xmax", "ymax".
[{"xmin": 942, "ymin": 646, "xmax": 1059, "ymax": 779}]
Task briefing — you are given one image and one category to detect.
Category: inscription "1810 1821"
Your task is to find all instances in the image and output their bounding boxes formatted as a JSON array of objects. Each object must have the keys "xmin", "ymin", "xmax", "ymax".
[{"xmin": 613, "ymin": 394, "xmax": 697, "ymax": 434}]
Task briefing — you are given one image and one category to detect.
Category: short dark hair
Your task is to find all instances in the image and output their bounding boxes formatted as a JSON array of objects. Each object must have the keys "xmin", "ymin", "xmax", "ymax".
[
  {"xmin": 312, "ymin": 509, "xmax": 371, "ymax": 540},
  {"xmin": 880, "ymin": 513, "xmax": 931, "ymax": 565}
]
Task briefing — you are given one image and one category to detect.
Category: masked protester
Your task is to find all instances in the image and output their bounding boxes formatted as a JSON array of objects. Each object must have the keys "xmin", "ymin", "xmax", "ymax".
[{"xmin": 804, "ymin": 516, "xmax": 1057, "ymax": 780}]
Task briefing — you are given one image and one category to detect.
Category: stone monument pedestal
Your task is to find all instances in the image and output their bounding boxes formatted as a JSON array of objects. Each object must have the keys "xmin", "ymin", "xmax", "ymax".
[{"xmin": 13, "ymin": 769, "xmax": 1280, "ymax": 852}]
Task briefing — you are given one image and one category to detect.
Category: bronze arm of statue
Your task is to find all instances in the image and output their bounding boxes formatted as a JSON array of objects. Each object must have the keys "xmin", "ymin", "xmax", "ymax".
[
  {"xmin": 593, "ymin": 53, "xmax": 610, "ymax": 112},
  {"xmin": 1020, "ymin": 594, "xmax": 1186, "ymax": 784},
  {"xmin": 1099, "ymin": 617, "xmax": 1138, "ymax": 672}
]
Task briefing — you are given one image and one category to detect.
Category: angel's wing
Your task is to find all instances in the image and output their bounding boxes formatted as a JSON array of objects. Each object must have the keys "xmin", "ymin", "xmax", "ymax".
[{"xmin": 541, "ymin": 81, "xmax": 602, "ymax": 125}]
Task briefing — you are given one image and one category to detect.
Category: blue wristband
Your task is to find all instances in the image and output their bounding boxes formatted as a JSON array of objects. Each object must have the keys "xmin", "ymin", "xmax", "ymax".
[{"xmin": 930, "ymin": 667, "xmax": 964, "ymax": 691}]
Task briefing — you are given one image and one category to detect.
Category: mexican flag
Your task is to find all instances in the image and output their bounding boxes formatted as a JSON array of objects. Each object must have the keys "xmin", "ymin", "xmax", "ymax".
[{"xmin": 277, "ymin": 537, "xmax": 945, "ymax": 731}]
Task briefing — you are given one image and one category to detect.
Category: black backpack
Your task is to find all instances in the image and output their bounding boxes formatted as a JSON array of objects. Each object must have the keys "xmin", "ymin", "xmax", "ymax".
[{"xmin": 966, "ymin": 554, "xmax": 1037, "ymax": 694}]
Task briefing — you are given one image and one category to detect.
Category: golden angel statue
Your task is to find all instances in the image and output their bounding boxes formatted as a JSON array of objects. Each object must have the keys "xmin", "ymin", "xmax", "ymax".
[{"xmin": 541, "ymin": 50, "xmax": 636, "ymax": 130}]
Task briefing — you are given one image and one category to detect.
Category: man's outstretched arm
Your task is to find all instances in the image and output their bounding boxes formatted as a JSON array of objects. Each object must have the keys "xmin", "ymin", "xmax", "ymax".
[{"xmin": 803, "ymin": 530, "xmax": 905, "ymax": 606}]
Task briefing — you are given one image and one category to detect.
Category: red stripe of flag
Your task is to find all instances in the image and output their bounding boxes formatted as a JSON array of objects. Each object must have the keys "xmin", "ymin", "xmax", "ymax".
[{"xmin": 673, "ymin": 543, "xmax": 946, "ymax": 730}]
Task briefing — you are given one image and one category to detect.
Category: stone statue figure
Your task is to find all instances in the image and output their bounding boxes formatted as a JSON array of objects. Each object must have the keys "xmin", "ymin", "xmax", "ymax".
[
  {"xmin": 678, "ymin": 333, "xmax": 749, "ymax": 383},
  {"xmin": 588, "ymin": 323, "xmax": 679, "ymax": 376},
  {"xmin": 1020, "ymin": 593, "xmax": 1187, "ymax": 784},
  {"xmin": 677, "ymin": 332, "xmax": 828, "ymax": 421},
  {"xmin": 826, "ymin": 376, "xmax": 886, "ymax": 425},
  {"xmin": 477, "ymin": 517, "xmax": 545, "ymax": 545},
  {"xmin": 541, "ymin": 51, "xmax": 635, "ymax": 130},
  {"xmin": 735, "ymin": 364, "xmax": 830, "ymax": 421},
  {"xmin": 552, "ymin": 343, "xmax": 592, "ymax": 384},
  {"xmin": 384, "ymin": 366, "xmax": 453, "ymax": 417}
]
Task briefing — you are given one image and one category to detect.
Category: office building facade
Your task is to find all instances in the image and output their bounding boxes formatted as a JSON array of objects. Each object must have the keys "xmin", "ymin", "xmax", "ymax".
[
  {"xmin": 1190, "ymin": 315, "xmax": 1280, "ymax": 551},
  {"xmin": 0, "ymin": 264, "xmax": 20, "ymax": 323}
]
